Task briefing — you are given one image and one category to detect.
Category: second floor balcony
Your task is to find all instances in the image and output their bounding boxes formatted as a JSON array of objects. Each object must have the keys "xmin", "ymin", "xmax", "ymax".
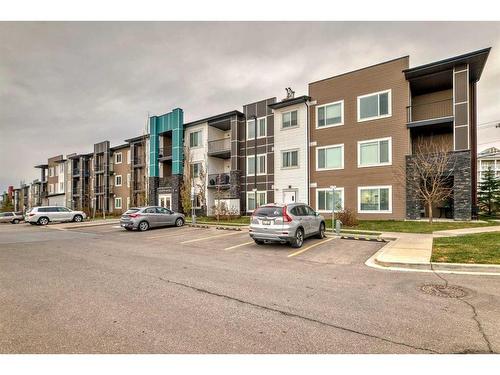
[
  {"xmin": 158, "ymin": 147, "xmax": 172, "ymax": 162},
  {"xmin": 407, "ymin": 98, "xmax": 453, "ymax": 126},
  {"xmin": 208, "ymin": 173, "xmax": 231, "ymax": 189},
  {"xmin": 208, "ymin": 138, "xmax": 231, "ymax": 159}
]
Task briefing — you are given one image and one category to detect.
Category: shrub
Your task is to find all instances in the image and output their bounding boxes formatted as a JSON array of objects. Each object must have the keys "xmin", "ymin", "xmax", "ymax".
[{"xmin": 335, "ymin": 208, "xmax": 358, "ymax": 227}]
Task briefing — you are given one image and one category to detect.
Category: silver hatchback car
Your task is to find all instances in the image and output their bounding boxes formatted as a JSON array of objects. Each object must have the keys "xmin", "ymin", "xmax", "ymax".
[
  {"xmin": 120, "ymin": 206, "xmax": 185, "ymax": 231},
  {"xmin": 249, "ymin": 203, "xmax": 326, "ymax": 248}
]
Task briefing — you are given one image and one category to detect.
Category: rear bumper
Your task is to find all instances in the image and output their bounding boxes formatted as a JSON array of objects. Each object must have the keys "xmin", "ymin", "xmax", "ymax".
[
  {"xmin": 249, "ymin": 231, "xmax": 292, "ymax": 243},
  {"xmin": 119, "ymin": 220, "xmax": 137, "ymax": 229}
]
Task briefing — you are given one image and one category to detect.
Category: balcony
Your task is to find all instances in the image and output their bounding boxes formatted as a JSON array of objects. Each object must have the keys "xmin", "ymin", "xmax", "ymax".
[
  {"xmin": 208, "ymin": 173, "xmax": 231, "ymax": 189},
  {"xmin": 158, "ymin": 147, "xmax": 172, "ymax": 162},
  {"xmin": 208, "ymin": 138, "xmax": 231, "ymax": 159},
  {"xmin": 133, "ymin": 182, "xmax": 145, "ymax": 192},
  {"xmin": 72, "ymin": 168, "xmax": 80, "ymax": 177},
  {"xmin": 94, "ymin": 163, "xmax": 104, "ymax": 173},
  {"xmin": 133, "ymin": 158, "xmax": 145, "ymax": 168},
  {"xmin": 407, "ymin": 98, "xmax": 453, "ymax": 128},
  {"xmin": 94, "ymin": 185, "xmax": 105, "ymax": 194}
]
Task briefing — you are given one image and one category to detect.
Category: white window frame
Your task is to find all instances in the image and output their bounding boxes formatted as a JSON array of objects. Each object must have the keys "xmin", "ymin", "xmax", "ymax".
[
  {"xmin": 316, "ymin": 144, "xmax": 344, "ymax": 171},
  {"xmin": 190, "ymin": 162, "xmax": 203, "ymax": 179},
  {"xmin": 49, "ymin": 167, "xmax": 54, "ymax": 177},
  {"xmin": 246, "ymin": 117, "xmax": 267, "ymax": 140},
  {"xmin": 59, "ymin": 181, "xmax": 64, "ymax": 193},
  {"xmin": 58, "ymin": 164, "xmax": 64, "ymax": 175},
  {"xmin": 114, "ymin": 152, "xmax": 123, "ymax": 164},
  {"xmin": 189, "ymin": 130, "xmax": 203, "ymax": 148},
  {"xmin": 246, "ymin": 191, "xmax": 267, "ymax": 212},
  {"xmin": 115, "ymin": 175, "xmax": 122, "ymax": 187},
  {"xmin": 357, "ymin": 137, "xmax": 392, "ymax": 168},
  {"xmin": 114, "ymin": 197, "xmax": 122, "ymax": 209},
  {"xmin": 316, "ymin": 187, "xmax": 345, "ymax": 213},
  {"xmin": 246, "ymin": 154, "xmax": 267, "ymax": 176},
  {"xmin": 281, "ymin": 149, "xmax": 299, "ymax": 169},
  {"xmin": 316, "ymin": 100, "xmax": 344, "ymax": 129},
  {"xmin": 127, "ymin": 173, "xmax": 131, "ymax": 188},
  {"xmin": 127, "ymin": 150, "xmax": 131, "ymax": 164},
  {"xmin": 281, "ymin": 110, "xmax": 299, "ymax": 129},
  {"xmin": 357, "ymin": 89, "xmax": 392, "ymax": 122},
  {"xmin": 357, "ymin": 185, "xmax": 392, "ymax": 214}
]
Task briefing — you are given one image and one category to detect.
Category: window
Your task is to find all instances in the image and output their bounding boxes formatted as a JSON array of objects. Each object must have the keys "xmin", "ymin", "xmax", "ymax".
[
  {"xmin": 115, "ymin": 152, "xmax": 122, "ymax": 164},
  {"xmin": 59, "ymin": 164, "xmax": 64, "ymax": 175},
  {"xmin": 358, "ymin": 138, "xmax": 392, "ymax": 167},
  {"xmin": 193, "ymin": 194, "xmax": 202, "ymax": 209},
  {"xmin": 358, "ymin": 186, "xmax": 392, "ymax": 213},
  {"xmin": 247, "ymin": 154, "xmax": 266, "ymax": 176},
  {"xmin": 114, "ymin": 198, "xmax": 122, "ymax": 209},
  {"xmin": 59, "ymin": 182, "xmax": 64, "ymax": 193},
  {"xmin": 282, "ymin": 110, "xmax": 298, "ymax": 128},
  {"xmin": 317, "ymin": 101, "xmax": 343, "ymax": 128},
  {"xmin": 190, "ymin": 162, "xmax": 202, "ymax": 178},
  {"xmin": 247, "ymin": 191, "xmax": 266, "ymax": 212},
  {"xmin": 282, "ymin": 150, "xmax": 299, "ymax": 168},
  {"xmin": 49, "ymin": 167, "xmax": 54, "ymax": 177},
  {"xmin": 357, "ymin": 90, "xmax": 391, "ymax": 121},
  {"xmin": 316, "ymin": 188, "xmax": 344, "ymax": 212},
  {"xmin": 247, "ymin": 117, "xmax": 266, "ymax": 140},
  {"xmin": 189, "ymin": 131, "xmax": 202, "ymax": 148},
  {"xmin": 115, "ymin": 175, "xmax": 122, "ymax": 187},
  {"xmin": 126, "ymin": 197, "xmax": 130, "ymax": 209},
  {"xmin": 316, "ymin": 144, "xmax": 344, "ymax": 170},
  {"xmin": 57, "ymin": 207, "xmax": 70, "ymax": 212},
  {"xmin": 127, "ymin": 150, "xmax": 131, "ymax": 164},
  {"xmin": 49, "ymin": 184, "xmax": 53, "ymax": 194}
]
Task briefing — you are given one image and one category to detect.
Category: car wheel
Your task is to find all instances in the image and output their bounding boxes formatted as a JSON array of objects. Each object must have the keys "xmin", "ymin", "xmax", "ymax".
[
  {"xmin": 316, "ymin": 222, "xmax": 326, "ymax": 239},
  {"xmin": 254, "ymin": 239, "xmax": 265, "ymax": 245},
  {"xmin": 175, "ymin": 218, "xmax": 184, "ymax": 227},
  {"xmin": 138, "ymin": 221, "xmax": 149, "ymax": 231},
  {"xmin": 38, "ymin": 217, "xmax": 49, "ymax": 226},
  {"xmin": 12, "ymin": 219, "xmax": 20, "ymax": 224},
  {"xmin": 73, "ymin": 214, "xmax": 83, "ymax": 223},
  {"xmin": 290, "ymin": 228, "xmax": 304, "ymax": 248}
]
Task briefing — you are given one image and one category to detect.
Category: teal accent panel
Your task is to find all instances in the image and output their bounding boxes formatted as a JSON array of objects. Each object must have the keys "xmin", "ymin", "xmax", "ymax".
[{"xmin": 149, "ymin": 108, "xmax": 184, "ymax": 177}]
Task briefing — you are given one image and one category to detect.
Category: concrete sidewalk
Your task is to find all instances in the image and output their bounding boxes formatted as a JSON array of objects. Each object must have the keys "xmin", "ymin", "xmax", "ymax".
[{"xmin": 367, "ymin": 227, "xmax": 500, "ymax": 275}]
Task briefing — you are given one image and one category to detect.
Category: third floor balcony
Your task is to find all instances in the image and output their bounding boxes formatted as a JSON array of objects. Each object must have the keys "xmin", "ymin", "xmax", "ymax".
[
  {"xmin": 158, "ymin": 147, "xmax": 172, "ymax": 162},
  {"xmin": 208, "ymin": 138, "xmax": 231, "ymax": 159},
  {"xmin": 407, "ymin": 98, "xmax": 453, "ymax": 126}
]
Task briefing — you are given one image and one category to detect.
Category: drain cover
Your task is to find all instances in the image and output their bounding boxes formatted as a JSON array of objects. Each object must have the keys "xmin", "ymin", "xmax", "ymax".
[{"xmin": 420, "ymin": 284, "xmax": 468, "ymax": 298}]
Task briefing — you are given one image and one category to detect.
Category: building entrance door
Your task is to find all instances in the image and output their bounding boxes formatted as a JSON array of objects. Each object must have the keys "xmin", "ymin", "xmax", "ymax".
[
  {"xmin": 159, "ymin": 194, "xmax": 172, "ymax": 210},
  {"xmin": 283, "ymin": 190, "xmax": 297, "ymax": 204}
]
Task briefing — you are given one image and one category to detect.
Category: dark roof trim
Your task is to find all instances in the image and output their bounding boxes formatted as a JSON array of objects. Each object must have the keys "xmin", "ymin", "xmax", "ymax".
[
  {"xmin": 34, "ymin": 164, "xmax": 48, "ymax": 168},
  {"xmin": 184, "ymin": 110, "xmax": 244, "ymax": 128},
  {"xmin": 309, "ymin": 56, "xmax": 409, "ymax": 86},
  {"xmin": 268, "ymin": 95, "xmax": 311, "ymax": 109},
  {"xmin": 125, "ymin": 134, "xmax": 149, "ymax": 143},
  {"xmin": 404, "ymin": 47, "xmax": 491, "ymax": 82}
]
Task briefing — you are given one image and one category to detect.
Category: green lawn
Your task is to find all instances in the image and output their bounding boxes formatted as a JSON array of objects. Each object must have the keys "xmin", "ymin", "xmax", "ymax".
[{"xmin": 432, "ymin": 232, "xmax": 500, "ymax": 264}]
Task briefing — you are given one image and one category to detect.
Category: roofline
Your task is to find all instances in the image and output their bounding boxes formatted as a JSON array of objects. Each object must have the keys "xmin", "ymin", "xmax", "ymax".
[
  {"xmin": 125, "ymin": 134, "xmax": 149, "ymax": 143},
  {"xmin": 403, "ymin": 47, "xmax": 491, "ymax": 76},
  {"xmin": 110, "ymin": 143, "xmax": 129, "ymax": 151},
  {"xmin": 268, "ymin": 95, "xmax": 311, "ymax": 109},
  {"xmin": 184, "ymin": 110, "xmax": 244, "ymax": 128},
  {"xmin": 34, "ymin": 164, "xmax": 48, "ymax": 169},
  {"xmin": 309, "ymin": 55, "xmax": 409, "ymax": 86},
  {"xmin": 243, "ymin": 97, "xmax": 276, "ymax": 108}
]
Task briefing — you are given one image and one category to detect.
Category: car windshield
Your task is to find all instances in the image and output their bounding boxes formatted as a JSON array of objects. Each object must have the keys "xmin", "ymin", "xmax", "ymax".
[
  {"xmin": 254, "ymin": 206, "xmax": 282, "ymax": 217},
  {"xmin": 124, "ymin": 209, "xmax": 140, "ymax": 214}
]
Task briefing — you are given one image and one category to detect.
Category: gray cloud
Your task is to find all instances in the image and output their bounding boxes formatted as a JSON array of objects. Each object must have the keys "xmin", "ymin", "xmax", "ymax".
[{"xmin": 1, "ymin": 21, "xmax": 500, "ymax": 192}]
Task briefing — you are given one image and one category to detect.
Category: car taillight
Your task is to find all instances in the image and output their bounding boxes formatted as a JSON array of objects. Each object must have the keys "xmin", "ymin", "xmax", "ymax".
[
  {"xmin": 129, "ymin": 213, "xmax": 141, "ymax": 218},
  {"xmin": 282, "ymin": 206, "xmax": 292, "ymax": 223}
]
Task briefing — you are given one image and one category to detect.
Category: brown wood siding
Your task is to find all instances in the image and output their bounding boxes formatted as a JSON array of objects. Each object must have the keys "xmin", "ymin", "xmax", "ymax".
[{"xmin": 309, "ymin": 57, "xmax": 410, "ymax": 219}]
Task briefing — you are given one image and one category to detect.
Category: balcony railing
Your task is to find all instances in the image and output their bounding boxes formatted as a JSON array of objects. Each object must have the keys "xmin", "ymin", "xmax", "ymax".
[
  {"xmin": 208, "ymin": 138, "xmax": 231, "ymax": 156},
  {"xmin": 158, "ymin": 147, "xmax": 172, "ymax": 160},
  {"xmin": 133, "ymin": 182, "xmax": 145, "ymax": 191},
  {"xmin": 407, "ymin": 98, "xmax": 453, "ymax": 123},
  {"xmin": 94, "ymin": 185, "xmax": 105, "ymax": 194},
  {"xmin": 72, "ymin": 168, "xmax": 80, "ymax": 177},
  {"xmin": 133, "ymin": 158, "xmax": 144, "ymax": 166},
  {"xmin": 208, "ymin": 173, "xmax": 231, "ymax": 189}
]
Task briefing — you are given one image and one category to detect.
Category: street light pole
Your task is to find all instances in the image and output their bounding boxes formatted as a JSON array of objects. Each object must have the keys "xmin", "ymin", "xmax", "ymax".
[{"xmin": 330, "ymin": 185, "xmax": 336, "ymax": 234}]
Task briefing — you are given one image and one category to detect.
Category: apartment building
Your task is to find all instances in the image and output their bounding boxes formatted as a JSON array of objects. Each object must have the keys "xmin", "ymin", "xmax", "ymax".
[
  {"xmin": 147, "ymin": 108, "xmax": 183, "ymax": 211},
  {"xmin": 269, "ymin": 94, "xmax": 311, "ymax": 205},
  {"xmin": 110, "ymin": 143, "xmax": 131, "ymax": 214},
  {"xmin": 184, "ymin": 110, "xmax": 245, "ymax": 216},
  {"xmin": 45, "ymin": 155, "xmax": 67, "ymax": 206},
  {"xmin": 126, "ymin": 135, "xmax": 149, "ymax": 208},
  {"xmin": 33, "ymin": 163, "xmax": 49, "ymax": 207},
  {"xmin": 478, "ymin": 147, "xmax": 500, "ymax": 183},
  {"xmin": 242, "ymin": 98, "xmax": 276, "ymax": 213},
  {"xmin": 67, "ymin": 152, "xmax": 92, "ymax": 213},
  {"xmin": 308, "ymin": 47, "xmax": 490, "ymax": 220}
]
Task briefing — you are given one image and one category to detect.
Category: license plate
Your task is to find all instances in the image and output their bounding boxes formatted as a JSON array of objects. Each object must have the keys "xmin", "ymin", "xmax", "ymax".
[{"xmin": 262, "ymin": 220, "xmax": 271, "ymax": 225}]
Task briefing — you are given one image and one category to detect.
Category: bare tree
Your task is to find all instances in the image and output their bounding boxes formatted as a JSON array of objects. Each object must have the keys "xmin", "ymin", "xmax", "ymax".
[
  {"xmin": 180, "ymin": 146, "xmax": 193, "ymax": 216},
  {"xmin": 402, "ymin": 137, "xmax": 455, "ymax": 223},
  {"xmin": 196, "ymin": 163, "xmax": 207, "ymax": 215}
]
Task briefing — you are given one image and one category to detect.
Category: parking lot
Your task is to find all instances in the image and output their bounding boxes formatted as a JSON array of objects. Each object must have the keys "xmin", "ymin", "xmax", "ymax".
[{"xmin": 1, "ymin": 222, "xmax": 499, "ymax": 353}]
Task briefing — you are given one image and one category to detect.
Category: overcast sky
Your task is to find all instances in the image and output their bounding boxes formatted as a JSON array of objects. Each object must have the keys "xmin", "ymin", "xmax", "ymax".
[{"xmin": 1, "ymin": 21, "xmax": 499, "ymax": 192}]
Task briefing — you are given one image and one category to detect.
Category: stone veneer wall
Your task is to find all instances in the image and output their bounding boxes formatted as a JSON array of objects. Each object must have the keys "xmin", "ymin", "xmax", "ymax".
[
  {"xmin": 148, "ymin": 175, "xmax": 183, "ymax": 213},
  {"xmin": 406, "ymin": 150, "xmax": 472, "ymax": 220}
]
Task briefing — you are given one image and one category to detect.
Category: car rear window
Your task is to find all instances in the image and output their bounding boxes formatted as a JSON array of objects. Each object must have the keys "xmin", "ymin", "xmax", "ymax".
[
  {"xmin": 124, "ymin": 209, "xmax": 140, "ymax": 214},
  {"xmin": 254, "ymin": 206, "xmax": 282, "ymax": 217}
]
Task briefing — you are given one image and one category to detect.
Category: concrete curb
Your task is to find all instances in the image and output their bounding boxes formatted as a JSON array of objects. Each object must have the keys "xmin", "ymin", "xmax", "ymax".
[
  {"xmin": 59, "ymin": 220, "xmax": 120, "ymax": 229},
  {"xmin": 339, "ymin": 234, "xmax": 388, "ymax": 242}
]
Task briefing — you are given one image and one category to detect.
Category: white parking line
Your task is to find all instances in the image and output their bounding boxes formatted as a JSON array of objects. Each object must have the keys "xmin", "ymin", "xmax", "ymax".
[
  {"xmin": 147, "ymin": 228, "xmax": 205, "ymax": 240},
  {"xmin": 180, "ymin": 231, "xmax": 242, "ymax": 244},
  {"xmin": 224, "ymin": 241, "xmax": 254, "ymax": 250},
  {"xmin": 287, "ymin": 237, "xmax": 334, "ymax": 258}
]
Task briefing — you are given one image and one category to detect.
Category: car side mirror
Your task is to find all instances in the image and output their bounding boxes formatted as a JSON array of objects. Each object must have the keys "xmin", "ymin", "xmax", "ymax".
[{"xmin": 315, "ymin": 212, "xmax": 320, "ymax": 216}]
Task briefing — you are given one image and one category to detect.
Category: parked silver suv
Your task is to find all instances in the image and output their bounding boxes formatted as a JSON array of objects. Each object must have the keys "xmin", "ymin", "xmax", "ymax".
[
  {"xmin": 249, "ymin": 203, "xmax": 326, "ymax": 248},
  {"xmin": 25, "ymin": 206, "xmax": 86, "ymax": 225},
  {"xmin": 0, "ymin": 212, "xmax": 24, "ymax": 224},
  {"xmin": 120, "ymin": 206, "xmax": 185, "ymax": 231}
]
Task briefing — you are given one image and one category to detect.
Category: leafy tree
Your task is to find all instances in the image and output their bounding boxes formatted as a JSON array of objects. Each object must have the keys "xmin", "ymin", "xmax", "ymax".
[
  {"xmin": 478, "ymin": 167, "xmax": 500, "ymax": 216},
  {"xmin": 180, "ymin": 146, "xmax": 193, "ymax": 216},
  {"xmin": 0, "ymin": 193, "xmax": 14, "ymax": 212}
]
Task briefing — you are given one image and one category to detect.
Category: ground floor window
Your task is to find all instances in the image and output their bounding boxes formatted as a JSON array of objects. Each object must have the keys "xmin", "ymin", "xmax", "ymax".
[
  {"xmin": 247, "ymin": 191, "xmax": 266, "ymax": 212},
  {"xmin": 358, "ymin": 186, "xmax": 392, "ymax": 213},
  {"xmin": 316, "ymin": 188, "xmax": 344, "ymax": 212},
  {"xmin": 114, "ymin": 197, "xmax": 122, "ymax": 209}
]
